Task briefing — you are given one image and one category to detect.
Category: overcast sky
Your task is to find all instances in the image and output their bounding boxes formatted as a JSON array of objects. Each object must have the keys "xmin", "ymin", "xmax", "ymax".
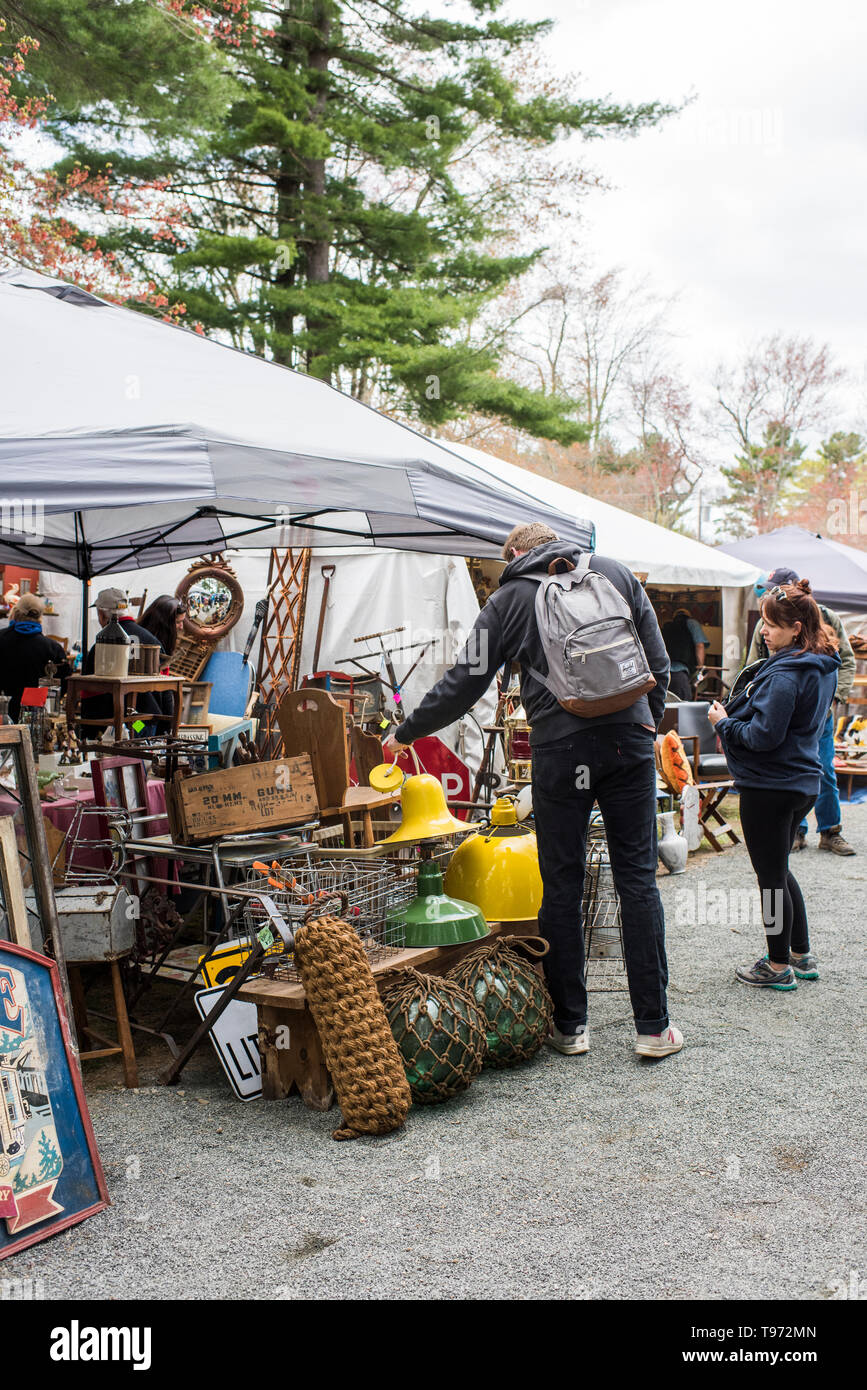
[{"xmin": 513, "ymin": 0, "xmax": 867, "ymax": 465}]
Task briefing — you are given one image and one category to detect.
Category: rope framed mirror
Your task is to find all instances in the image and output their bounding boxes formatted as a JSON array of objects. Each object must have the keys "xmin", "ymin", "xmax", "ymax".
[{"xmin": 174, "ymin": 555, "xmax": 244, "ymax": 644}]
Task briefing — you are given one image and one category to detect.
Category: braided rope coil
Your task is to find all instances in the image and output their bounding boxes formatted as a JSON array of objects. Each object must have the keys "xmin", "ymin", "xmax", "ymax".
[
  {"xmin": 293, "ymin": 910, "xmax": 412, "ymax": 1141},
  {"xmin": 381, "ymin": 968, "xmax": 487, "ymax": 1104},
  {"xmin": 448, "ymin": 935, "xmax": 553, "ymax": 1069}
]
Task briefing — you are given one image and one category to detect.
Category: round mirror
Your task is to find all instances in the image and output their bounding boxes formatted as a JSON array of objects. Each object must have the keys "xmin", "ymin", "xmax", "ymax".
[{"xmin": 175, "ymin": 561, "xmax": 244, "ymax": 642}]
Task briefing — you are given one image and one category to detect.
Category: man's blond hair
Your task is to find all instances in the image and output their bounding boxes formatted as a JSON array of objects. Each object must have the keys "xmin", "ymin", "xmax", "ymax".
[{"xmin": 501, "ymin": 522, "xmax": 559, "ymax": 562}]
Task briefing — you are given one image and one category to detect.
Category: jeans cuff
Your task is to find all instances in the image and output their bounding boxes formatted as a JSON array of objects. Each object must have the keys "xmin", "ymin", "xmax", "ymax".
[
  {"xmin": 555, "ymin": 1017, "xmax": 587, "ymax": 1034},
  {"xmin": 636, "ymin": 1016, "xmax": 668, "ymax": 1035}
]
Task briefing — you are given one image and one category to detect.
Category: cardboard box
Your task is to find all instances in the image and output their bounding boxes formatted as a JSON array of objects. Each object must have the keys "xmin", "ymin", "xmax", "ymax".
[{"xmin": 166, "ymin": 756, "xmax": 318, "ymax": 843}]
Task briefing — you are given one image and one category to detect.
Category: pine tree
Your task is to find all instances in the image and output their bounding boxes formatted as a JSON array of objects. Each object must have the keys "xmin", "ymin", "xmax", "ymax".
[
  {"xmin": 720, "ymin": 422, "xmax": 805, "ymax": 538},
  {"xmin": 784, "ymin": 431, "xmax": 867, "ymax": 543},
  {"xmin": 8, "ymin": 0, "xmax": 673, "ymax": 439}
]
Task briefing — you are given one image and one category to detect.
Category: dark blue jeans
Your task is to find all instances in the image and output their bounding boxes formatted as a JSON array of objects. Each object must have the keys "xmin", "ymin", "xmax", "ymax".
[
  {"xmin": 532, "ymin": 724, "xmax": 669, "ymax": 1035},
  {"xmin": 799, "ymin": 711, "xmax": 840, "ymax": 834}
]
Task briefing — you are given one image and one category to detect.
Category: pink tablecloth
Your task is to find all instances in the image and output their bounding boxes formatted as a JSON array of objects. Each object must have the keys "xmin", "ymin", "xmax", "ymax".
[{"xmin": 0, "ymin": 780, "xmax": 168, "ymax": 869}]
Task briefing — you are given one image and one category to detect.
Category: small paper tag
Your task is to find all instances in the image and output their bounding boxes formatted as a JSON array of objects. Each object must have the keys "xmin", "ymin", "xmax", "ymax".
[
  {"xmin": 132, "ymin": 719, "xmax": 146, "ymax": 733},
  {"xmin": 257, "ymin": 925, "xmax": 275, "ymax": 949}
]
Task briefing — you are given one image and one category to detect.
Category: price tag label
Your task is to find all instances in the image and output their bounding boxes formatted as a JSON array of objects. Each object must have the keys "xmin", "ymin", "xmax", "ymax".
[{"xmin": 257, "ymin": 925, "xmax": 275, "ymax": 949}]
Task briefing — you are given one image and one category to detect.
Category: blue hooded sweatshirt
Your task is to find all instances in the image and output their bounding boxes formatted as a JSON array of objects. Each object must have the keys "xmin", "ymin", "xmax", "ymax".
[{"xmin": 716, "ymin": 646, "xmax": 840, "ymax": 795}]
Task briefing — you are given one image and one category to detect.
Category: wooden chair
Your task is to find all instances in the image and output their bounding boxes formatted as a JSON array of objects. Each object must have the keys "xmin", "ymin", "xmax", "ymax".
[{"xmin": 276, "ymin": 688, "xmax": 399, "ymax": 847}]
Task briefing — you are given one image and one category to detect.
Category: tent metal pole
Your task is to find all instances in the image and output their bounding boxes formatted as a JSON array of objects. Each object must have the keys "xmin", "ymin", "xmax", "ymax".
[{"xmin": 75, "ymin": 511, "xmax": 89, "ymax": 653}]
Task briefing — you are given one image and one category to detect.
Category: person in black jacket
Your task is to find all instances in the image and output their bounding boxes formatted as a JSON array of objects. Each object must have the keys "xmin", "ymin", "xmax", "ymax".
[
  {"xmin": 0, "ymin": 594, "xmax": 69, "ymax": 721},
  {"xmin": 80, "ymin": 587, "xmax": 168, "ymax": 734},
  {"xmin": 384, "ymin": 522, "xmax": 683, "ymax": 1061},
  {"xmin": 709, "ymin": 580, "xmax": 839, "ymax": 989}
]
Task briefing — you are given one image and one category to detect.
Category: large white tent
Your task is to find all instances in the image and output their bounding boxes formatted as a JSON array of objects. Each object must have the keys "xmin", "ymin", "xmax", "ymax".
[{"xmin": 0, "ymin": 266, "xmax": 592, "ymax": 587}]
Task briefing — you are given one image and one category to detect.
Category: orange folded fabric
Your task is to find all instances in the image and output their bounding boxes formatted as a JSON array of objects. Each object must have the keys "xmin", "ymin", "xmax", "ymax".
[{"xmin": 660, "ymin": 730, "xmax": 695, "ymax": 794}]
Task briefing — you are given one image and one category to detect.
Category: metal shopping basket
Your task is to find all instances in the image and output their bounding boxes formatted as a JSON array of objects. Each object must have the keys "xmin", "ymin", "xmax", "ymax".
[
  {"xmin": 240, "ymin": 849, "xmax": 418, "ymax": 982},
  {"xmin": 582, "ymin": 812, "xmax": 627, "ymax": 992}
]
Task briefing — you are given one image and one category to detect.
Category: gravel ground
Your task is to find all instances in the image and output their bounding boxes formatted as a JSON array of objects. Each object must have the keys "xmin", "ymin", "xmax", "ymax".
[{"xmin": 7, "ymin": 805, "xmax": 866, "ymax": 1302}]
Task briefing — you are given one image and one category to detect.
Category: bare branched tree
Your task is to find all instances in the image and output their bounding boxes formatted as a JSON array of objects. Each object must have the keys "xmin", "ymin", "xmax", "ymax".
[{"xmin": 715, "ymin": 334, "xmax": 845, "ymax": 535}]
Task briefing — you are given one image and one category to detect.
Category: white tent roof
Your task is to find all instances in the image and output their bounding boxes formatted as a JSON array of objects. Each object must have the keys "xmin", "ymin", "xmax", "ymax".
[
  {"xmin": 0, "ymin": 267, "xmax": 593, "ymax": 575},
  {"xmin": 448, "ymin": 442, "xmax": 761, "ymax": 587}
]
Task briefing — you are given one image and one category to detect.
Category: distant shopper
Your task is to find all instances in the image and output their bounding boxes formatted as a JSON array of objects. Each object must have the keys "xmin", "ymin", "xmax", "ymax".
[
  {"xmin": 662, "ymin": 607, "xmax": 707, "ymax": 701},
  {"xmin": 709, "ymin": 580, "xmax": 839, "ymax": 989},
  {"xmin": 81, "ymin": 587, "xmax": 167, "ymax": 734},
  {"xmin": 139, "ymin": 595, "xmax": 185, "ymax": 661},
  {"xmin": 0, "ymin": 595, "xmax": 69, "ymax": 720},
  {"xmin": 749, "ymin": 567, "xmax": 855, "ymax": 855},
  {"xmin": 138, "ymin": 595, "xmax": 186, "ymax": 725}
]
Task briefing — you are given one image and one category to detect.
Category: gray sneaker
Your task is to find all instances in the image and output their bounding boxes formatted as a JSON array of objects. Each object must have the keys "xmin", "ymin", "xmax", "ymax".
[
  {"xmin": 736, "ymin": 957, "xmax": 797, "ymax": 990},
  {"xmin": 789, "ymin": 951, "xmax": 819, "ymax": 980},
  {"xmin": 547, "ymin": 1025, "xmax": 589, "ymax": 1055}
]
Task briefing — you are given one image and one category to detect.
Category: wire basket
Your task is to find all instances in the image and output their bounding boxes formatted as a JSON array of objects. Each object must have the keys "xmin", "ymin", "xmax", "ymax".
[
  {"xmin": 582, "ymin": 814, "xmax": 627, "ymax": 992},
  {"xmin": 241, "ymin": 851, "xmax": 418, "ymax": 982}
]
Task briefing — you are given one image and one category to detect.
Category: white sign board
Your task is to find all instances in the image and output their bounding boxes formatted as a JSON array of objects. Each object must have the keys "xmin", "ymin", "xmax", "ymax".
[{"xmin": 193, "ymin": 987, "xmax": 262, "ymax": 1102}]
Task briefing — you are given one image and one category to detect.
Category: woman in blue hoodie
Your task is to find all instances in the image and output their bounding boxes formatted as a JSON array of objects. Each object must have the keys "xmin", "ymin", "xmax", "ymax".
[{"xmin": 708, "ymin": 581, "xmax": 839, "ymax": 990}]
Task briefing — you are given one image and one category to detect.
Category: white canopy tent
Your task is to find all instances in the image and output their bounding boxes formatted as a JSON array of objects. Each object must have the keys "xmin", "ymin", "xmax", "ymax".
[
  {"xmin": 0, "ymin": 267, "xmax": 593, "ymax": 597},
  {"xmin": 449, "ymin": 441, "xmax": 760, "ymax": 588}
]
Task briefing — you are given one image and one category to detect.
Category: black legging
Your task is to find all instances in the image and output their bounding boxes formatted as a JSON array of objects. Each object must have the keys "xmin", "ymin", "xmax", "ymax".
[{"xmin": 739, "ymin": 787, "xmax": 816, "ymax": 960}]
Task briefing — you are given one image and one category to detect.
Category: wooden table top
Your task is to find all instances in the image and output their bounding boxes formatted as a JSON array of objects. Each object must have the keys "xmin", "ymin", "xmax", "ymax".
[
  {"xmin": 238, "ymin": 944, "xmax": 445, "ymax": 1009},
  {"xmin": 67, "ymin": 674, "xmax": 185, "ymax": 689}
]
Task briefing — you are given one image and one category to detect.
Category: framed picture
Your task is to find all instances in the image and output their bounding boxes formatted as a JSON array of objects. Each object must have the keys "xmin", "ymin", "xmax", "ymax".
[
  {"xmin": 0, "ymin": 728, "xmax": 64, "ymax": 967},
  {"xmin": 0, "ymin": 940, "xmax": 109, "ymax": 1260}
]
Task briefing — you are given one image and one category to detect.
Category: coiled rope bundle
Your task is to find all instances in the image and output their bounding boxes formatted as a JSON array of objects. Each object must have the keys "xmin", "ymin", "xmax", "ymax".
[{"xmin": 293, "ymin": 895, "xmax": 411, "ymax": 1141}]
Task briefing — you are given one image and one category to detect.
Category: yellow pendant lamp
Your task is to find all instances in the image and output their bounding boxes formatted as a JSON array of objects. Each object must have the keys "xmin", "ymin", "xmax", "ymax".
[
  {"xmin": 375, "ymin": 772, "xmax": 475, "ymax": 846},
  {"xmin": 444, "ymin": 796, "xmax": 543, "ymax": 921}
]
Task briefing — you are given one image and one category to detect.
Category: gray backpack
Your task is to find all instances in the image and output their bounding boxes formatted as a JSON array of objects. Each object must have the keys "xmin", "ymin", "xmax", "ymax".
[{"xmin": 525, "ymin": 554, "xmax": 656, "ymax": 717}]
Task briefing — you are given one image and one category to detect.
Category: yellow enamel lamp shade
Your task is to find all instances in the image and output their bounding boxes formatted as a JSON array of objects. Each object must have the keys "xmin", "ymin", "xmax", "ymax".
[
  {"xmin": 443, "ymin": 796, "xmax": 543, "ymax": 921},
  {"xmin": 376, "ymin": 772, "xmax": 474, "ymax": 846}
]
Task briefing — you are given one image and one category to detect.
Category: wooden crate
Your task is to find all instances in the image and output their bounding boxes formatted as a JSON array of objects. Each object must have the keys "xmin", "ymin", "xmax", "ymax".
[{"xmin": 165, "ymin": 755, "xmax": 318, "ymax": 843}]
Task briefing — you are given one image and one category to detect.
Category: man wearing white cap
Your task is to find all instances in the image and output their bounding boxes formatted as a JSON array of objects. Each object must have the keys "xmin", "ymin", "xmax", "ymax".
[{"xmin": 80, "ymin": 588, "xmax": 168, "ymax": 733}]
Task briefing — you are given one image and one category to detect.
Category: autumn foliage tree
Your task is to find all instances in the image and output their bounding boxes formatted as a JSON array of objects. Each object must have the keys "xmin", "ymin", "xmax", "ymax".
[
  {"xmin": 715, "ymin": 334, "xmax": 845, "ymax": 537},
  {"xmin": 782, "ymin": 431, "xmax": 867, "ymax": 546}
]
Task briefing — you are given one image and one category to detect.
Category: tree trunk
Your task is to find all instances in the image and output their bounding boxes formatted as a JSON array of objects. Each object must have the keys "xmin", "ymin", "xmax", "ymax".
[{"xmin": 304, "ymin": 1, "xmax": 332, "ymax": 379}]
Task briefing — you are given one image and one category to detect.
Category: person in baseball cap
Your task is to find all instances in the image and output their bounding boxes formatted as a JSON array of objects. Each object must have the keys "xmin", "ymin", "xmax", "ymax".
[
  {"xmin": 745, "ymin": 566, "xmax": 856, "ymax": 858},
  {"xmin": 90, "ymin": 587, "xmax": 130, "ymax": 614},
  {"xmin": 81, "ymin": 585, "xmax": 169, "ymax": 735},
  {"xmin": 753, "ymin": 567, "xmax": 800, "ymax": 598}
]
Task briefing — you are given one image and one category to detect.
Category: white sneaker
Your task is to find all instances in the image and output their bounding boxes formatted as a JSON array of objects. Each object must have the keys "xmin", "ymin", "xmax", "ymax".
[
  {"xmin": 634, "ymin": 1024, "xmax": 684, "ymax": 1058},
  {"xmin": 547, "ymin": 1025, "xmax": 589, "ymax": 1055}
]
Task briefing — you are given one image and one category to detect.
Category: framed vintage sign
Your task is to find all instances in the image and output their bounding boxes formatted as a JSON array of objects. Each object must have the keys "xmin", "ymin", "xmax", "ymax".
[{"xmin": 0, "ymin": 940, "xmax": 109, "ymax": 1260}]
